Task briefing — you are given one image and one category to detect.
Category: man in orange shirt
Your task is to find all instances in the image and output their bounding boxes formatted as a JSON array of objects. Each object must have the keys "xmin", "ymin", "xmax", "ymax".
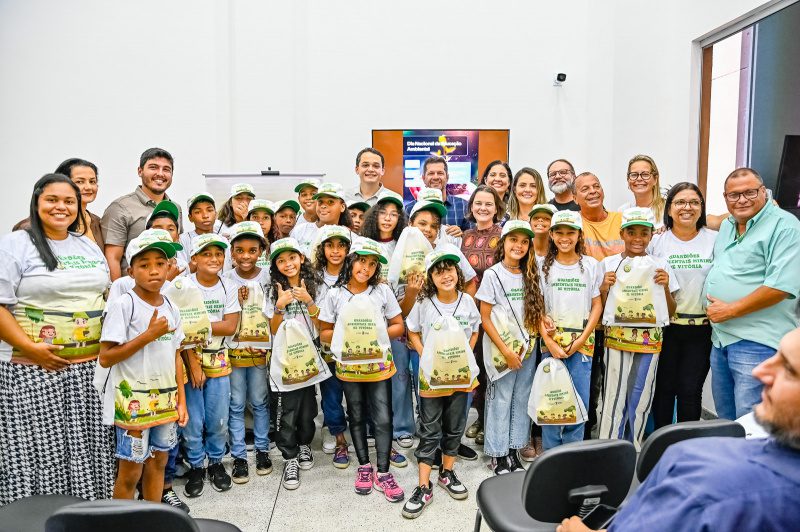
[{"xmin": 575, "ymin": 171, "xmax": 623, "ymax": 437}]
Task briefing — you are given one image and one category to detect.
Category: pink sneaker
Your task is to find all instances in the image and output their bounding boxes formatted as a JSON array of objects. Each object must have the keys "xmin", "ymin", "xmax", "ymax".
[
  {"xmin": 354, "ymin": 464, "xmax": 373, "ymax": 495},
  {"xmin": 374, "ymin": 471, "xmax": 405, "ymax": 502}
]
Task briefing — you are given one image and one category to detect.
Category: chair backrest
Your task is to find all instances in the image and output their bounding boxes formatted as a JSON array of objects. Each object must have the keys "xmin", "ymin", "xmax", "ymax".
[
  {"xmin": 45, "ymin": 499, "xmax": 199, "ymax": 532},
  {"xmin": 522, "ymin": 438, "xmax": 636, "ymax": 522},
  {"xmin": 637, "ymin": 419, "xmax": 746, "ymax": 481}
]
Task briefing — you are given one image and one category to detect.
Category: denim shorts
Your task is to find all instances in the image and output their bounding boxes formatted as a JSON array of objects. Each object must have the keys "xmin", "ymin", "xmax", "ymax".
[{"xmin": 115, "ymin": 422, "xmax": 178, "ymax": 463}]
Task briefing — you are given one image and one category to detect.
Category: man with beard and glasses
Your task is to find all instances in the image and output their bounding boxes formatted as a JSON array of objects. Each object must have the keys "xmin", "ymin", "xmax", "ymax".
[
  {"xmin": 557, "ymin": 326, "xmax": 800, "ymax": 532},
  {"xmin": 102, "ymin": 147, "xmax": 182, "ymax": 280},
  {"xmin": 547, "ymin": 159, "xmax": 581, "ymax": 212}
]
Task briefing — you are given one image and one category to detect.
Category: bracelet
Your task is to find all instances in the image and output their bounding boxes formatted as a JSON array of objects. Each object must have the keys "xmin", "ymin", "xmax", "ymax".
[{"xmin": 307, "ymin": 304, "xmax": 320, "ymax": 318}]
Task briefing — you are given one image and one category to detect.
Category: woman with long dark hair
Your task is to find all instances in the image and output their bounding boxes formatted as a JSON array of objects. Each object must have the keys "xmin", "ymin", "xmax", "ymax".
[
  {"xmin": 0, "ymin": 174, "xmax": 113, "ymax": 504},
  {"xmin": 13, "ymin": 158, "xmax": 104, "ymax": 248},
  {"xmin": 649, "ymin": 182, "xmax": 717, "ymax": 428}
]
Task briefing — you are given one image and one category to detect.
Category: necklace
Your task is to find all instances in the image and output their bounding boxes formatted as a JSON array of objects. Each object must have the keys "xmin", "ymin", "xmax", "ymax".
[{"xmin": 502, "ymin": 260, "xmax": 521, "ymax": 272}]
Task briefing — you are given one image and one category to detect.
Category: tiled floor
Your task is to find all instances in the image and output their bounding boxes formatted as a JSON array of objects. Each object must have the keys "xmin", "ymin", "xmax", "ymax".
[{"xmin": 177, "ymin": 409, "xmax": 499, "ymax": 532}]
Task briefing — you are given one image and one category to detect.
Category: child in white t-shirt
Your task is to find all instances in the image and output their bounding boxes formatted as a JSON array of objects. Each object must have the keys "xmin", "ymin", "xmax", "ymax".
[
  {"xmin": 476, "ymin": 220, "xmax": 546, "ymax": 475},
  {"xmin": 99, "ymin": 233, "xmax": 186, "ymax": 502},
  {"xmin": 182, "ymin": 233, "xmax": 241, "ymax": 497},
  {"xmin": 538, "ymin": 211, "xmax": 603, "ymax": 449},
  {"xmin": 402, "ymin": 250, "xmax": 480, "ymax": 519},
  {"xmin": 224, "ymin": 222, "xmax": 273, "ymax": 483}
]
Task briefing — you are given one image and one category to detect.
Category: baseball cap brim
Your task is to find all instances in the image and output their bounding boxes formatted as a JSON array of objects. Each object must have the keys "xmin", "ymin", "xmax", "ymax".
[
  {"xmin": 503, "ymin": 226, "xmax": 536, "ymax": 239},
  {"xmin": 528, "ymin": 206, "xmax": 556, "ymax": 218},
  {"xmin": 354, "ymin": 249, "xmax": 388, "ymax": 265},
  {"xmin": 294, "ymin": 183, "xmax": 319, "ymax": 193},
  {"xmin": 312, "ymin": 191, "xmax": 345, "ymax": 201},
  {"xmin": 275, "ymin": 200, "xmax": 301, "ymax": 213},
  {"xmin": 551, "ymin": 221, "xmax": 582, "ymax": 230},
  {"xmin": 269, "ymin": 243, "xmax": 302, "ymax": 261},
  {"xmin": 413, "ymin": 201, "xmax": 447, "ymax": 219},
  {"xmin": 188, "ymin": 194, "xmax": 215, "ymax": 211},
  {"xmin": 427, "ymin": 253, "xmax": 460, "ymax": 271},
  {"xmin": 130, "ymin": 242, "xmax": 178, "ymax": 264},
  {"xmin": 248, "ymin": 205, "xmax": 274, "ymax": 215},
  {"xmin": 151, "ymin": 201, "xmax": 180, "ymax": 222},
  {"xmin": 230, "ymin": 231, "xmax": 267, "ymax": 248},
  {"xmin": 192, "ymin": 240, "xmax": 229, "ymax": 257},
  {"xmin": 377, "ymin": 196, "xmax": 404, "ymax": 209},
  {"xmin": 348, "ymin": 201, "xmax": 370, "ymax": 212},
  {"xmin": 620, "ymin": 220, "xmax": 654, "ymax": 229}
]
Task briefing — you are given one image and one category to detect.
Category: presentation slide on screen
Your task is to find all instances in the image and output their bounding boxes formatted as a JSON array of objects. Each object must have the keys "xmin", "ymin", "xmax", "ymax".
[{"xmin": 402, "ymin": 130, "xmax": 479, "ymax": 202}]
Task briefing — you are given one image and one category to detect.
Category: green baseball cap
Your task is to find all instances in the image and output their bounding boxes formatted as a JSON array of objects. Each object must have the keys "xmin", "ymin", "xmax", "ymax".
[
  {"xmin": 274, "ymin": 199, "xmax": 301, "ymax": 213},
  {"xmin": 294, "ymin": 178, "xmax": 321, "ymax": 193},
  {"xmin": 501, "ymin": 219, "xmax": 535, "ymax": 239},
  {"xmin": 248, "ymin": 199, "xmax": 274, "ymax": 216},
  {"xmin": 229, "ymin": 183, "xmax": 256, "ymax": 199},
  {"xmin": 550, "ymin": 210, "xmax": 583, "ymax": 230},
  {"xmin": 317, "ymin": 224, "xmax": 352, "ymax": 244},
  {"xmin": 410, "ymin": 199, "xmax": 447, "ymax": 220},
  {"xmin": 187, "ymin": 193, "xmax": 215, "ymax": 211},
  {"xmin": 350, "ymin": 237, "xmax": 388, "ymax": 264},
  {"xmin": 424, "ymin": 246, "xmax": 461, "ymax": 272},
  {"xmin": 312, "ymin": 182, "xmax": 346, "ymax": 201},
  {"xmin": 150, "ymin": 200, "xmax": 180, "ymax": 223},
  {"xmin": 621, "ymin": 207, "xmax": 656, "ymax": 229},
  {"xmin": 376, "ymin": 189, "xmax": 404, "ymax": 209},
  {"xmin": 269, "ymin": 237, "xmax": 303, "ymax": 261},
  {"xmin": 228, "ymin": 221, "xmax": 267, "ymax": 247},
  {"xmin": 416, "ymin": 187, "xmax": 444, "ymax": 204},
  {"xmin": 528, "ymin": 204, "xmax": 557, "ymax": 218},
  {"xmin": 191, "ymin": 232, "xmax": 229, "ymax": 257},
  {"xmin": 126, "ymin": 229, "xmax": 180, "ymax": 265},
  {"xmin": 347, "ymin": 199, "xmax": 371, "ymax": 212}
]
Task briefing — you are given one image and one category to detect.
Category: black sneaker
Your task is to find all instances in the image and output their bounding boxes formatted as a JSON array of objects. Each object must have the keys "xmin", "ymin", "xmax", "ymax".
[
  {"xmin": 282, "ymin": 458, "xmax": 300, "ymax": 490},
  {"xmin": 438, "ymin": 469, "xmax": 469, "ymax": 500},
  {"xmin": 401, "ymin": 483, "xmax": 433, "ymax": 519},
  {"xmin": 162, "ymin": 488, "xmax": 190, "ymax": 513},
  {"xmin": 491, "ymin": 456, "xmax": 512, "ymax": 476},
  {"xmin": 183, "ymin": 467, "xmax": 205, "ymax": 498},
  {"xmin": 431, "ymin": 448, "xmax": 442, "ymax": 470},
  {"xmin": 507, "ymin": 449, "xmax": 525, "ymax": 472},
  {"xmin": 458, "ymin": 443, "xmax": 478, "ymax": 461},
  {"xmin": 207, "ymin": 462, "xmax": 232, "ymax": 492},
  {"xmin": 256, "ymin": 450, "xmax": 273, "ymax": 475},
  {"xmin": 231, "ymin": 458, "xmax": 249, "ymax": 484},
  {"xmin": 298, "ymin": 444, "xmax": 314, "ymax": 470}
]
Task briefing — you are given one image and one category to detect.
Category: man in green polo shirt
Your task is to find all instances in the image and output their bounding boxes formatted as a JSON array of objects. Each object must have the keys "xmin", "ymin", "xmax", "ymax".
[
  {"xmin": 703, "ymin": 167, "xmax": 800, "ymax": 420},
  {"xmin": 101, "ymin": 147, "xmax": 182, "ymax": 280}
]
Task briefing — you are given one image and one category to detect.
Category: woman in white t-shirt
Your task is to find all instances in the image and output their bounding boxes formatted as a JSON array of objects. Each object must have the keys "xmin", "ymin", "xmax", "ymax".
[
  {"xmin": 0, "ymin": 174, "xmax": 113, "ymax": 504},
  {"xmin": 648, "ymin": 182, "xmax": 717, "ymax": 429}
]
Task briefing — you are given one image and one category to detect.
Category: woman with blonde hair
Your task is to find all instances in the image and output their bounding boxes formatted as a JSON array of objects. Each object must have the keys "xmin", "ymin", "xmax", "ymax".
[
  {"xmin": 507, "ymin": 168, "xmax": 547, "ymax": 222},
  {"xmin": 619, "ymin": 155, "xmax": 666, "ymax": 227}
]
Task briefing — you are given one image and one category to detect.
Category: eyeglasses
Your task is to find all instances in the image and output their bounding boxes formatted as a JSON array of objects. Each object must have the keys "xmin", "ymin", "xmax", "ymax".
[
  {"xmin": 548, "ymin": 169, "xmax": 572, "ymax": 178},
  {"xmin": 724, "ymin": 187, "xmax": 762, "ymax": 202},
  {"xmin": 378, "ymin": 209, "xmax": 399, "ymax": 219},
  {"xmin": 672, "ymin": 199, "xmax": 702, "ymax": 208},
  {"xmin": 627, "ymin": 172, "xmax": 654, "ymax": 181}
]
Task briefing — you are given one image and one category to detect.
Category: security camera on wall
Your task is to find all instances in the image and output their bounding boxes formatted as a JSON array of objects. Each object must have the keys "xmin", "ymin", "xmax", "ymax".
[{"xmin": 554, "ymin": 73, "xmax": 567, "ymax": 87}]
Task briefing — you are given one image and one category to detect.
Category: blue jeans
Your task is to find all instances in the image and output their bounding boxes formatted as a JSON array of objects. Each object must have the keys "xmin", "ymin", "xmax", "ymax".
[
  {"xmin": 541, "ymin": 353, "xmax": 592, "ymax": 450},
  {"xmin": 115, "ymin": 423, "xmax": 177, "ymax": 464},
  {"xmin": 711, "ymin": 339, "xmax": 775, "ymax": 420},
  {"xmin": 319, "ymin": 363, "xmax": 347, "ymax": 436},
  {"xmin": 229, "ymin": 366, "xmax": 270, "ymax": 458},
  {"xmin": 184, "ymin": 375, "xmax": 231, "ymax": 468},
  {"xmin": 484, "ymin": 351, "xmax": 536, "ymax": 457},
  {"xmin": 390, "ymin": 339, "xmax": 419, "ymax": 438}
]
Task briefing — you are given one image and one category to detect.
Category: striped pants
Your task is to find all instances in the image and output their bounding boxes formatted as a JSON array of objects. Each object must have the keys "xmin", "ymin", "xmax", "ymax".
[{"xmin": 598, "ymin": 348, "xmax": 658, "ymax": 452}]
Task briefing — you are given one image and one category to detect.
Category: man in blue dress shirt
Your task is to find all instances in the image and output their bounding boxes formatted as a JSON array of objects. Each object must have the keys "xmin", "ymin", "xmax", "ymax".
[
  {"xmin": 558, "ymin": 326, "xmax": 800, "ymax": 532},
  {"xmin": 404, "ymin": 156, "xmax": 470, "ymax": 234}
]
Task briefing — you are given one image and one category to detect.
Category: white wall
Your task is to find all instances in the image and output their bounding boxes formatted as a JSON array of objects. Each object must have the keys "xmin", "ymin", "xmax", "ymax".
[{"xmin": 0, "ymin": 0, "xmax": 769, "ymax": 231}]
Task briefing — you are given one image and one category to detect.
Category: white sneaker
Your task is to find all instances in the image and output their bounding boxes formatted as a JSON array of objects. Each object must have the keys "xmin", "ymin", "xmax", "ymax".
[
  {"xmin": 323, "ymin": 429, "xmax": 336, "ymax": 454},
  {"xmin": 395, "ymin": 436, "xmax": 414, "ymax": 449}
]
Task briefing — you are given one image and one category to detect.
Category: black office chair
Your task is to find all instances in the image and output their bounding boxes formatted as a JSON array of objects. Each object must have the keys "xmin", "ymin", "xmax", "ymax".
[
  {"xmin": 636, "ymin": 418, "xmax": 746, "ymax": 481},
  {"xmin": 45, "ymin": 499, "xmax": 242, "ymax": 532},
  {"xmin": 475, "ymin": 439, "xmax": 636, "ymax": 532},
  {"xmin": 0, "ymin": 494, "xmax": 86, "ymax": 532}
]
